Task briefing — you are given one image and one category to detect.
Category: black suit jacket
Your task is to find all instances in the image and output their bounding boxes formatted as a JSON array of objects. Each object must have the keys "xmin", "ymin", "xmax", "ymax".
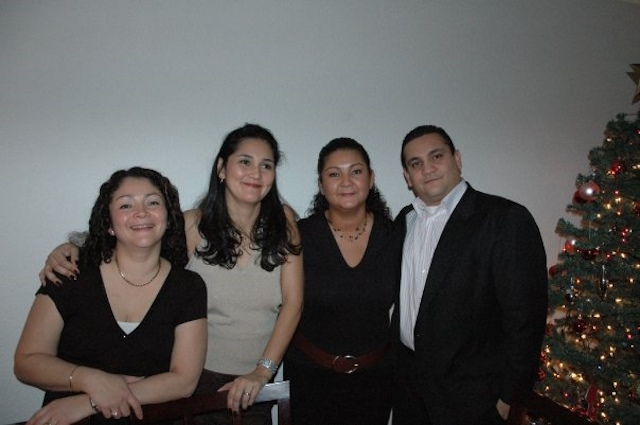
[{"xmin": 393, "ymin": 184, "xmax": 548, "ymax": 424}]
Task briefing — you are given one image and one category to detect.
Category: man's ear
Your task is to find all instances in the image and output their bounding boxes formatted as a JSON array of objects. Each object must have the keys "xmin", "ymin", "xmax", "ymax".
[{"xmin": 403, "ymin": 169, "xmax": 412, "ymax": 190}]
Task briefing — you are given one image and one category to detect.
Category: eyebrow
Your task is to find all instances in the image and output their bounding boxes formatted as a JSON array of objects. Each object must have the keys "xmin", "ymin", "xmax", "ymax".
[
  {"xmin": 236, "ymin": 153, "xmax": 275, "ymax": 163},
  {"xmin": 408, "ymin": 147, "xmax": 446, "ymax": 160},
  {"xmin": 114, "ymin": 192, "xmax": 162, "ymax": 201},
  {"xmin": 324, "ymin": 162, "xmax": 366, "ymax": 170}
]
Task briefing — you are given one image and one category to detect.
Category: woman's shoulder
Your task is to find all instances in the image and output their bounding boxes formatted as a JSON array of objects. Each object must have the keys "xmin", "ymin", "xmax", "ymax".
[
  {"xmin": 296, "ymin": 212, "xmax": 325, "ymax": 230},
  {"xmin": 184, "ymin": 209, "xmax": 202, "ymax": 255},
  {"xmin": 371, "ymin": 212, "xmax": 396, "ymax": 240},
  {"xmin": 37, "ymin": 265, "xmax": 102, "ymax": 315},
  {"xmin": 168, "ymin": 266, "xmax": 205, "ymax": 283},
  {"xmin": 282, "ymin": 204, "xmax": 299, "ymax": 222},
  {"xmin": 165, "ymin": 267, "xmax": 207, "ymax": 296},
  {"xmin": 184, "ymin": 208, "xmax": 201, "ymax": 229}
]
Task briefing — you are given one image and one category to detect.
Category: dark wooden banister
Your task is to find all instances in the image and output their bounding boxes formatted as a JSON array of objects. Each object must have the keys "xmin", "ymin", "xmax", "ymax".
[
  {"xmin": 130, "ymin": 381, "xmax": 291, "ymax": 425},
  {"xmin": 507, "ymin": 390, "xmax": 594, "ymax": 425},
  {"xmin": 7, "ymin": 381, "xmax": 290, "ymax": 425},
  {"xmin": 10, "ymin": 383, "xmax": 596, "ymax": 425}
]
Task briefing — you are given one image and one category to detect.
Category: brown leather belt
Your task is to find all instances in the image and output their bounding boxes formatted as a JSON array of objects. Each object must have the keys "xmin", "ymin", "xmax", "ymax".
[{"xmin": 292, "ymin": 332, "xmax": 389, "ymax": 374}]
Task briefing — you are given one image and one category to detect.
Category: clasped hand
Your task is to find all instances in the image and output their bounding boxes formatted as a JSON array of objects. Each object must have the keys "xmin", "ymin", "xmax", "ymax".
[{"xmin": 218, "ymin": 370, "xmax": 270, "ymax": 413}]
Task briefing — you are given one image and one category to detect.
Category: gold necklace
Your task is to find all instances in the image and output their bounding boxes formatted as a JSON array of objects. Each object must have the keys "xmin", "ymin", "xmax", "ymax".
[
  {"xmin": 328, "ymin": 214, "xmax": 368, "ymax": 242},
  {"xmin": 115, "ymin": 255, "xmax": 161, "ymax": 287}
]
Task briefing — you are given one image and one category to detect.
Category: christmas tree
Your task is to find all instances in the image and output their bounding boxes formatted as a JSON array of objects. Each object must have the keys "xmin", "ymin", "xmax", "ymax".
[{"xmin": 538, "ymin": 109, "xmax": 640, "ymax": 424}]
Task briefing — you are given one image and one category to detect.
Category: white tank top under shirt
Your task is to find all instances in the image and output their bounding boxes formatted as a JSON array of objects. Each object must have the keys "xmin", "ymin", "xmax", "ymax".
[{"xmin": 117, "ymin": 321, "xmax": 140, "ymax": 334}]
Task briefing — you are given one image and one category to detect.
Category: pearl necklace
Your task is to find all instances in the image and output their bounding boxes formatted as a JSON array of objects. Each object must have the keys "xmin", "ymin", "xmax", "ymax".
[
  {"xmin": 328, "ymin": 214, "xmax": 368, "ymax": 243},
  {"xmin": 115, "ymin": 255, "xmax": 161, "ymax": 287}
]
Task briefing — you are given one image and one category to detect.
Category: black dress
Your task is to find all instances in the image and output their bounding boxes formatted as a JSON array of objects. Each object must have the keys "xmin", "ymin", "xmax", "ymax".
[
  {"xmin": 39, "ymin": 265, "xmax": 207, "ymax": 424},
  {"xmin": 284, "ymin": 213, "xmax": 396, "ymax": 425}
]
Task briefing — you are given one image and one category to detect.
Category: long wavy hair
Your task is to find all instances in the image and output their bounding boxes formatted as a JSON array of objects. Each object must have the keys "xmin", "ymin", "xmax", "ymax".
[
  {"xmin": 308, "ymin": 137, "xmax": 392, "ymax": 221},
  {"xmin": 196, "ymin": 123, "xmax": 301, "ymax": 271},
  {"xmin": 79, "ymin": 167, "xmax": 188, "ymax": 269}
]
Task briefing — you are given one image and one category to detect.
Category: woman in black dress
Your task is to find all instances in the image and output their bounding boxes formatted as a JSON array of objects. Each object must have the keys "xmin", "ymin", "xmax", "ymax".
[{"xmin": 285, "ymin": 138, "xmax": 397, "ymax": 425}]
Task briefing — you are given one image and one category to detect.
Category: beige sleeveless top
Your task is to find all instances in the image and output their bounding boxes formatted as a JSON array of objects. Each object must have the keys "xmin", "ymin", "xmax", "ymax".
[{"xmin": 187, "ymin": 246, "xmax": 282, "ymax": 375}]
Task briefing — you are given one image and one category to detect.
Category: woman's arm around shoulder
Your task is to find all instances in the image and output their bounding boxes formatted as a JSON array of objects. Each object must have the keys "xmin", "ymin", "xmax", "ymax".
[{"xmin": 39, "ymin": 243, "xmax": 81, "ymax": 285}]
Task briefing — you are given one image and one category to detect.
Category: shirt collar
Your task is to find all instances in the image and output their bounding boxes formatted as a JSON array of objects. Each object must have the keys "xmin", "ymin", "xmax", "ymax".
[{"xmin": 412, "ymin": 180, "xmax": 468, "ymax": 217}]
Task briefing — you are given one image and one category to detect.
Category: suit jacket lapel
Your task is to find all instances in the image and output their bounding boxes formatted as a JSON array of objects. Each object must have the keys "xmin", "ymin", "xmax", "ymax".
[{"xmin": 414, "ymin": 187, "xmax": 477, "ymax": 336}]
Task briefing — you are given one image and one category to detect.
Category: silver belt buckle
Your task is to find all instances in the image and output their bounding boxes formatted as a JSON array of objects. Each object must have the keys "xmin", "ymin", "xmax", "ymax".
[{"xmin": 332, "ymin": 355, "xmax": 359, "ymax": 373}]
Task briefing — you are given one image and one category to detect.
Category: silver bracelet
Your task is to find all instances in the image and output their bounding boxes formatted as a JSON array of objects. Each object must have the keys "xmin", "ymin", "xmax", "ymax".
[{"xmin": 257, "ymin": 356, "xmax": 279, "ymax": 375}]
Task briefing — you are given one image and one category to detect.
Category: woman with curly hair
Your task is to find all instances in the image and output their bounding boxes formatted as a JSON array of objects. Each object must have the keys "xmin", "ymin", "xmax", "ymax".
[
  {"xmin": 39, "ymin": 125, "xmax": 304, "ymax": 425},
  {"xmin": 16, "ymin": 167, "xmax": 207, "ymax": 425}
]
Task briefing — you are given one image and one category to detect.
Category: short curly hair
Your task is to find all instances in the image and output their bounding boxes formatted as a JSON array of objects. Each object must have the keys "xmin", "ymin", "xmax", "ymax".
[{"xmin": 80, "ymin": 167, "xmax": 188, "ymax": 269}]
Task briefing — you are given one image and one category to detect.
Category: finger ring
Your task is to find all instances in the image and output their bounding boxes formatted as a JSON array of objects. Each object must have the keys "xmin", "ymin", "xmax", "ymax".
[
  {"xmin": 244, "ymin": 391, "xmax": 250, "ymax": 396},
  {"xmin": 112, "ymin": 410, "xmax": 119, "ymax": 417}
]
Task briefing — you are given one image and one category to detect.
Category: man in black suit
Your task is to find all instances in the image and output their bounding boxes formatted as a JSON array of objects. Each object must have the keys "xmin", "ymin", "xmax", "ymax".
[{"xmin": 392, "ymin": 125, "xmax": 548, "ymax": 425}]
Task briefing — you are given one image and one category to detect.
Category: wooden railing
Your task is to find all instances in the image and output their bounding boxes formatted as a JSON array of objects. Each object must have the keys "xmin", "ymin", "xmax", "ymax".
[
  {"xmin": 508, "ymin": 390, "xmax": 594, "ymax": 425},
  {"xmin": 8, "ymin": 381, "xmax": 290, "ymax": 425},
  {"xmin": 9, "ymin": 384, "xmax": 595, "ymax": 425}
]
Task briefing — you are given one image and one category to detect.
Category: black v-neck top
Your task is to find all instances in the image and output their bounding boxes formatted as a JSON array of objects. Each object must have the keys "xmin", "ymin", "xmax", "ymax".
[
  {"xmin": 288, "ymin": 212, "xmax": 396, "ymax": 364},
  {"xmin": 37, "ymin": 264, "xmax": 206, "ymax": 405}
]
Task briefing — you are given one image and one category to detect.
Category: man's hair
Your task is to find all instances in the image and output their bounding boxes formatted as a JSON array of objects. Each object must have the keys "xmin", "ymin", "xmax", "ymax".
[{"xmin": 401, "ymin": 125, "xmax": 455, "ymax": 168}]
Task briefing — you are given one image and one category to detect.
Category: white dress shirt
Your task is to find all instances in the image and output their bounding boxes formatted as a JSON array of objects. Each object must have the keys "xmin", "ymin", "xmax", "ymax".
[{"xmin": 399, "ymin": 180, "xmax": 467, "ymax": 349}]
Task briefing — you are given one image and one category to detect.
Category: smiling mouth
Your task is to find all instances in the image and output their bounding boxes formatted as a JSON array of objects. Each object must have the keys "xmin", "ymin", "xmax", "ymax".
[
  {"xmin": 243, "ymin": 183, "xmax": 262, "ymax": 189},
  {"xmin": 131, "ymin": 224, "xmax": 154, "ymax": 230},
  {"xmin": 423, "ymin": 176, "xmax": 441, "ymax": 184}
]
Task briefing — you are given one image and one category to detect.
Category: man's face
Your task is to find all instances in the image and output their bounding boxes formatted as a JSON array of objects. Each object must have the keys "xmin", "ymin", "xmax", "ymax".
[{"xmin": 402, "ymin": 133, "xmax": 462, "ymax": 206}]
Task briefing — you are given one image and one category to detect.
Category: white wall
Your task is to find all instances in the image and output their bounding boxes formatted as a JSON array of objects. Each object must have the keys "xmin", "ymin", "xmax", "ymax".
[{"xmin": 1, "ymin": 0, "xmax": 639, "ymax": 421}]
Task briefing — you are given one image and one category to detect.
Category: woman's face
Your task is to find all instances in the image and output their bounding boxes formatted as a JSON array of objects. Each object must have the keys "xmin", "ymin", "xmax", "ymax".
[
  {"xmin": 319, "ymin": 148, "xmax": 374, "ymax": 212},
  {"xmin": 218, "ymin": 138, "xmax": 276, "ymax": 207},
  {"xmin": 109, "ymin": 177, "xmax": 167, "ymax": 250}
]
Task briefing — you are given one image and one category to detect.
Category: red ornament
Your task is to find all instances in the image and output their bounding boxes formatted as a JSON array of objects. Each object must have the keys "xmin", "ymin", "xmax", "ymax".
[
  {"xmin": 584, "ymin": 385, "xmax": 599, "ymax": 420},
  {"xmin": 564, "ymin": 239, "xmax": 577, "ymax": 254},
  {"xmin": 578, "ymin": 181, "xmax": 600, "ymax": 201},
  {"xmin": 609, "ymin": 159, "xmax": 626, "ymax": 175},
  {"xmin": 573, "ymin": 317, "xmax": 588, "ymax": 333},
  {"xmin": 573, "ymin": 190, "xmax": 587, "ymax": 204},
  {"xmin": 581, "ymin": 248, "xmax": 599, "ymax": 261},
  {"xmin": 634, "ymin": 202, "xmax": 640, "ymax": 217},
  {"xmin": 548, "ymin": 265, "xmax": 558, "ymax": 278},
  {"xmin": 537, "ymin": 369, "xmax": 546, "ymax": 381}
]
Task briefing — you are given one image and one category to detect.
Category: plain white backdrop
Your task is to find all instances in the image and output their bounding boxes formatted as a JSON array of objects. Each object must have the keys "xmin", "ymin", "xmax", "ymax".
[{"xmin": 1, "ymin": 0, "xmax": 639, "ymax": 422}]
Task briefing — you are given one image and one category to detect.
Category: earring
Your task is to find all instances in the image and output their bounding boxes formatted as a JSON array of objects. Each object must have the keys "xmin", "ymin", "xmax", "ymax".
[
  {"xmin": 219, "ymin": 177, "xmax": 225, "ymax": 184},
  {"xmin": 108, "ymin": 229, "xmax": 115, "ymax": 236}
]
